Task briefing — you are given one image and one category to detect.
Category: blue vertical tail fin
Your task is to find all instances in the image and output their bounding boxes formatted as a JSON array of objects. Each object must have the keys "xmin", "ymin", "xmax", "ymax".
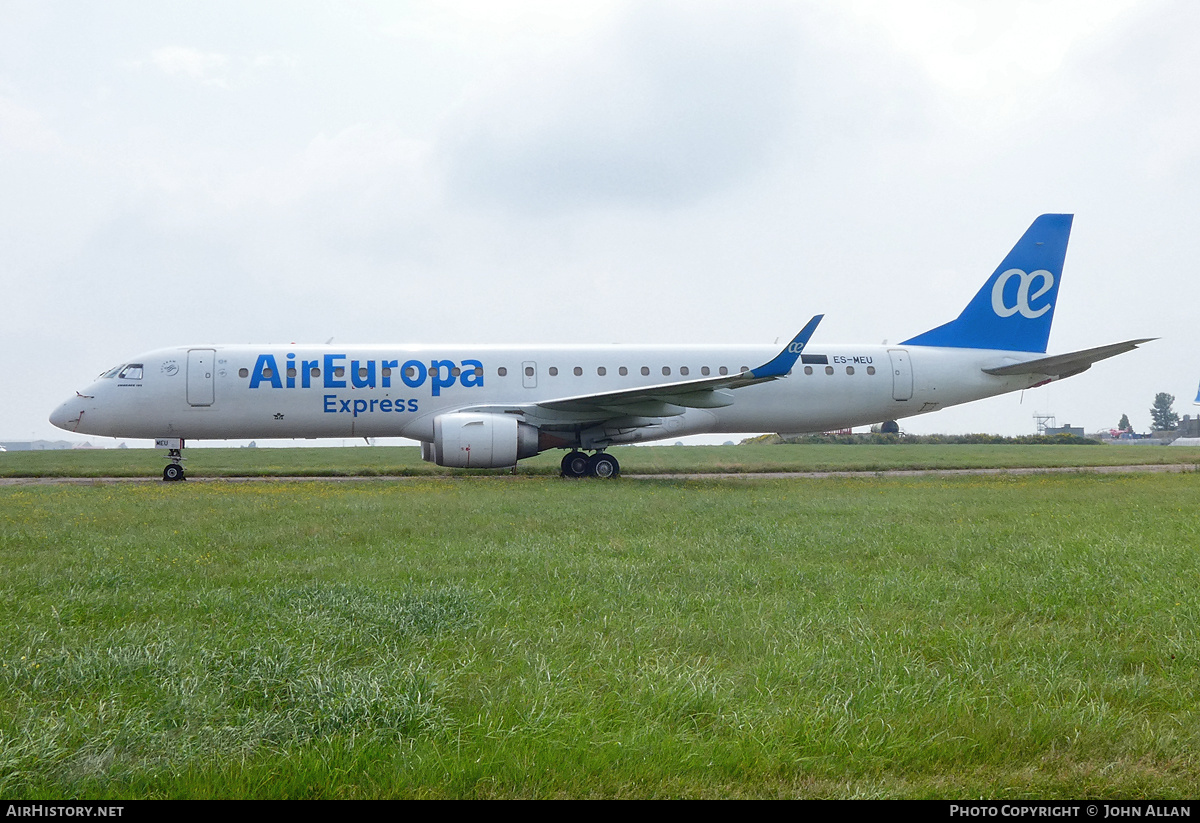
[{"xmin": 901, "ymin": 214, "xmax": 1073, "ymax": 353}]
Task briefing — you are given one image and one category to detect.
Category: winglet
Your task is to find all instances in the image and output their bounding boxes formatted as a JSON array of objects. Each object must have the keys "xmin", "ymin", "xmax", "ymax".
[{"xmin": 748, "ymin": 315, "xmax": 823, "ymax": 379}]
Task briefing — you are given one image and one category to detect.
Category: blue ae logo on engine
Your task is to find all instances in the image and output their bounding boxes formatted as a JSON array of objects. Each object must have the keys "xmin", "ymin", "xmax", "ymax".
[{"xmin": 247, "ymin": 353, "xmax": 484, "ymax": 396}]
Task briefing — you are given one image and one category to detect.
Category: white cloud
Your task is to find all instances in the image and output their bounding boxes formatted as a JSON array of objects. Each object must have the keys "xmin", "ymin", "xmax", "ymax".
[
  {"xmin": 0, "ymin": 93, "xmax": 63, "ymax": 153},
  {"xmin": 437, "ymin": 2, "xmax": 802, "ymax": 212},
  {"xmin": 137, "ymin": 46, "xmax": 298, "ymax": 88},
  {"xmin": 195, "ymin": 124, "xmax": 429, "ymax": 212},
  {"xmin": 148, "ymin": 46, "xmax": 231, "ymax": 86},
  {"xmin": 841, "ymin": 0, "xmax": 1145, "ymax": 96},
  {"xmin": 248, "ymin": 51, "xmax": 299, "ymax": 70}
]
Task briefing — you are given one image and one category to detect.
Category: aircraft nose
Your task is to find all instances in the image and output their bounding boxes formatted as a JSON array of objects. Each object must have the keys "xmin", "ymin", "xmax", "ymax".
[{"xmin": 49, "ymin": 396, "xmax": 85, "ymax": 432}]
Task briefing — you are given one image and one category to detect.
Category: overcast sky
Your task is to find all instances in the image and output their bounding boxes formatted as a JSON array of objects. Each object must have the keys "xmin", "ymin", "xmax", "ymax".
[{"xmin": 4, "ymin": 0, "xmax": 1198, "ymax": 446}]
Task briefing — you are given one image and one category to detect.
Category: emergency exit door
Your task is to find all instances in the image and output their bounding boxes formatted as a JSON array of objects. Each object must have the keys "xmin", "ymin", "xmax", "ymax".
[{"xmin": 522, "ymin": 361, "xmax": 537, "ymax": 389}]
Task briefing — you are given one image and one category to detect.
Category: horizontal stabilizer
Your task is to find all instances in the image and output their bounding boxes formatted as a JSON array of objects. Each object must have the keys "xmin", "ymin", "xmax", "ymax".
[{"xmin": 982, "ymin": 339, "xmax": 1154, "ymax": 379}]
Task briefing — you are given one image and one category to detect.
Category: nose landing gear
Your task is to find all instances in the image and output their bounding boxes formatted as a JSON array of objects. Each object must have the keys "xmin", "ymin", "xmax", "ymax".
[
  {"xmin": 157, "ymin": 438, "xmax": 186, "ymax": 482},
  {"xmin": 560, "ymin": 450, "xmax": 620, "ymax": 479}
]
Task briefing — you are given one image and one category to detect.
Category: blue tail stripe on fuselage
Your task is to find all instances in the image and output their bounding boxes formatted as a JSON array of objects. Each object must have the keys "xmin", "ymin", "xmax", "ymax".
[{"xmin": 900, "ymin": 214, "xmax": 1074, "ymax": 354}]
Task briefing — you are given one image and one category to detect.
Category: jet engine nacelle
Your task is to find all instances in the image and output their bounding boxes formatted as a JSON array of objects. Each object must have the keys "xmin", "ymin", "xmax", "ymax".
[{"xmin": 423, "ymin": 412, "xmax": 540, "ymax": 468}]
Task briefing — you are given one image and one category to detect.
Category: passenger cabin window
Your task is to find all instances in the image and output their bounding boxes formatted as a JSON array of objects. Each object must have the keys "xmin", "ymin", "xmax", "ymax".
[
  {"xmin": 825, "ymin": 366, "xmax": 834, "ymax": 375},
  {"xmin": 680, "ymin": 366, "xmax": 689, "ymax": 376},
  {"xmin": 118, "ymin": 364, "xmax": 144, "ymax": 380},
  {"xmin": 524, "ymin": 366, "xmax": 534, "ymax": 377},
  {"xmin": 238, "ymin": 368, "xmax": 249, "ymax": 378},
  {"xmin": 597, "ymin": 366, "xmax": 607, "ymax": 376},
  {"xmin": 846, "ymin": 366, "xmax": 855, "ymax": 375},
  {"xmin": 498, "ymin": 367, "xmax": 508, "ymax": 377},
  {"xmin": 573, "ymin": 367, "xmax": 583, "ymax": 376},
  {"xmin": 804, "ymin": 366, "xmax": 813, "ymax": 375},
  {"xmin": 619, "ymin": 367, "xmax": 628, "ymax": 376},
  {"xmin": 701, "ymin": 366, "xmax": 710, "ymax": 376},
  {"xmin": 641, "ymin": 367, "xmax": 650, "ymax": 376},
  {"xmin": 662, "ymin": 367, "xmax": 671, "ymax": 376},
  {"xmin": 867, "ymin": 366, "xmax": 876, "ymax": 375},
  {"xmin": 549, "ymin": 367, "xmax": 559, "ymax": 376},
  {"xmin": 719, "ymin": 366, "xmax": 728, "ymax": 376}
]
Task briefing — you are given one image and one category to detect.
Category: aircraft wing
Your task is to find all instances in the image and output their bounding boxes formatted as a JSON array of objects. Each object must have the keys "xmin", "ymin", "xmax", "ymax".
[
  {"xmin": 982, "ymin": 339, "xmax": 1155, "ymax": 379},
  {"xmin": 459, "ymin": 315, "xmax": 823, "ymax": 423}
]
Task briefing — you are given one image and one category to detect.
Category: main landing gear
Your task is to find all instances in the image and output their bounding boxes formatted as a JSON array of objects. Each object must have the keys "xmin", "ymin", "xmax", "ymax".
[
  {"xmin": 158, "ymin": 438, "xmax": 186, "ymax": 482},
  {"xmin": 560, "ymin": 450, "xmax": 620, "ymax": 479}
]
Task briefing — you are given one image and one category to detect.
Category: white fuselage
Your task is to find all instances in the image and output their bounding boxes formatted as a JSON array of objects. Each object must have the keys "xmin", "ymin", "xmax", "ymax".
[{"xmin": 50, "ymin": 342, "xmax": 1047, "ymax": 445}]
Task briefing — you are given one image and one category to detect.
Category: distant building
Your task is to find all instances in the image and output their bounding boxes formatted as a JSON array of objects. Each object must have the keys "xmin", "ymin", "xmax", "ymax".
[
  {"xmin": 1044, "ymin": 423, "xmax": 1084, "ymax": 437},
  {"xmin": 0, "ymin": 440, "xmax": 82, "ymax": 451}
]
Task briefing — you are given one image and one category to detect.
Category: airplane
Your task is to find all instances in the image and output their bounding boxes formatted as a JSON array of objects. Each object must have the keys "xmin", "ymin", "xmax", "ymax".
[{"xmin": 50, "ymin": 214, "xmax": 1151, "ymax": 480}]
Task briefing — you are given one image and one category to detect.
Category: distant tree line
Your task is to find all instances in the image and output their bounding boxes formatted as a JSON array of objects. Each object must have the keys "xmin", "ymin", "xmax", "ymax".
[
  {"xmin": 751, "ymin": 432, "xmax": 1101, "ymax": 446},
  {"xmin": 749, "ymin": 389, "xmax": 1185, "ymax": 445}
]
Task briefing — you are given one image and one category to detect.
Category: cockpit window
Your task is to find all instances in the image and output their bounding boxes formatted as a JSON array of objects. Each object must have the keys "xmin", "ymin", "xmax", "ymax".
[
  {"xmin": 118, "ymin": 364, "xmax": 144, "ymax": 380},
  {"xmin": 100, "ymin": 365, "xmax": 122, "ymax": 379}
]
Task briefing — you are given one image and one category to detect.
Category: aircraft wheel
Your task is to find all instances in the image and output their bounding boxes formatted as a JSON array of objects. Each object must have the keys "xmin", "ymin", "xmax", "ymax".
[
  {"xmin": 163, "ymin": 464, "xmax": 185, "ymax": 482},
  {"xmin": 561, "ymin": 451, "xmax": 590, "ymax": 478},
  {"xmin": 588, "ymin": 452, "xmax": 620, "ymax": 479}
]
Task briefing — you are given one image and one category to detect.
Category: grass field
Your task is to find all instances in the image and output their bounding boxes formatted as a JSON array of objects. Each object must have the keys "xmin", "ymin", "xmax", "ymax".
[
  {"xmin": 3, "ymin": 469, "xmax": 1200, "ymax": 798},
  {"xmin": 3, "ymin": 442, "xmax": 1200, "ymax": 478}
]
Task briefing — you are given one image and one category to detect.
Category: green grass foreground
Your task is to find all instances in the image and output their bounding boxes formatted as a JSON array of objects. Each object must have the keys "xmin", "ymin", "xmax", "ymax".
[
  {"xmin": 3, "ymin": 472, "xmax": 1200, "ymax": 798},
  {"xmin": 4, "ymin": 442, "xmax": 1200, "ymax": 478}
]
